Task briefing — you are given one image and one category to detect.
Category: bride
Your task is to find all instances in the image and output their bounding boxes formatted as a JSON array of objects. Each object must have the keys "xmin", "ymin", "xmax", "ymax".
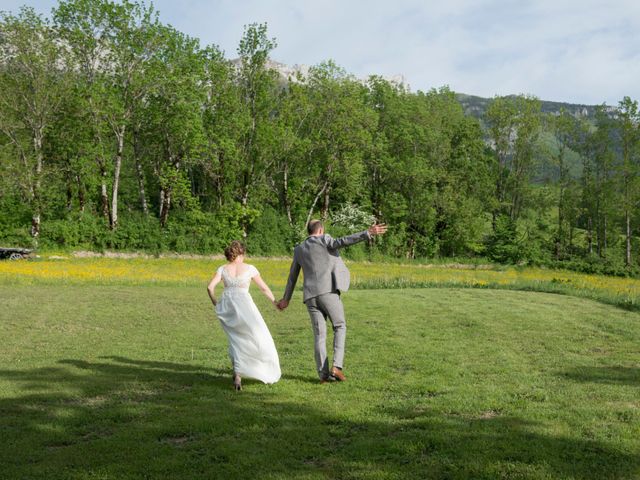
[{"xmin": 207, "ymin": 241, "xmax": 281, "ymax": 390}]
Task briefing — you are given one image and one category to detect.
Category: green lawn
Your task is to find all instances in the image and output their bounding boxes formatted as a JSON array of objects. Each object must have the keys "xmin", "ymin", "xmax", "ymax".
[{"xmin": 1, "ymin": 285, "xmax": 639, "ymax": 479}]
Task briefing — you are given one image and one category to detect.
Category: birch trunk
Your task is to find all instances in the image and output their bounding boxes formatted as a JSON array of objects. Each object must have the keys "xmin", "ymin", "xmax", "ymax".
[
  {"xmin": 30, "ymin": 131, "xmax": 43, "ymax": 239},
  {"xmin": 110, "ymin": 126, "xmax": 126, "ymax": 230}
]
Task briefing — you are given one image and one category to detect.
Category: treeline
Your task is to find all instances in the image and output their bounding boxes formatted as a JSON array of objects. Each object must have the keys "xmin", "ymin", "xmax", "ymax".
[{"xmin": 1, "ymin": 1, "xmax": 639, "ymax": 273}]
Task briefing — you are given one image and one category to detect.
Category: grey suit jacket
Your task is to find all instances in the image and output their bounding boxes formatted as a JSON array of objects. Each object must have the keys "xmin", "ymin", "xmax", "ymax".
[{"xmin": 283, "ymin": 230, "xmax": 371, "ymax": 303}]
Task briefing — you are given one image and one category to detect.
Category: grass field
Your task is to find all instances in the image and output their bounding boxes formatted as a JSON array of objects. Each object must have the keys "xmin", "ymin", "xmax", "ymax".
[{"xmin": 1, "ymin": 258, "xmax": 639, "ymax": 479}]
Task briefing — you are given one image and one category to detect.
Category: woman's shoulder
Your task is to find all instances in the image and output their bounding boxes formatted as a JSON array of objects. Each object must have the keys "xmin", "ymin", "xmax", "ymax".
[
  {"xmin": 245, "ymin": 264, "xmax": 259, "ymax": 276},
  {"xmin": 216, "ymin": 264, "xmax": 228, "ymax": 274}
]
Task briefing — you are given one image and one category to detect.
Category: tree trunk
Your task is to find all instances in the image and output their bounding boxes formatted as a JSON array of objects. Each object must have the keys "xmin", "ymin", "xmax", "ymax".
[
  {"xmin": 568, "ymin": 224, "xmax": 574, "ymax": 254},
  {"xmin": 556, "ymin": 197, "xmax": 564, "ymax": 260},
  {"xmin": 66, "ymin": 180, "xmax": 73, "ymax": 212},
  {"xmin": 557, "ymin": 154, "xmax": 565, "ymax": 260},
  {"xmin": 320, "ymin": 162, "xmax": 333, "ymax": 221},
  {"xmin": 282, "ymin": 162, "xmax": 292, "ymax": 226},
  {"xmin": 30, "ymin": 131, "xmax": 44, "ymax": 239},
  {"xmin": 159, "ymin": 187, "xmax": 171, "ymax": 228},
  {"xmin": 321, "ymin": 184, "xmax": 331, "ymax": 222},
  {"xmin": 135, "ymin": 158, "xmax": 148, "ymax": 215},
  {"xmin": 98, "ymin": 160, "xmax": 110, "ymax": 220},
  {"xmin": 625, "ymin": 210, "xmax": 632, "ymax": 266},
  {"xmin": 110, "ymin": 126, "xmax": 125, "ymax": 230},
  {"xmin": 407, "ymin": 236, "xmax": 415, "ymax": 259},
  {"xmin": 603, "ymin": 216, "xmax": 607, "ymax": 255},
  {"xmin": 305, "ymin": 180, "xmax": 329, "ymax": 231},
  {"xmin": 76, "ymin": 175, "xmax": 86, "ymax": 213},
  {"xmin": 133, "ymin": 128, "xmax": 148, "ymax": 215},
  {"xmin": 587, "ymin": 216, "xmax": 593, "ymax": 255}
]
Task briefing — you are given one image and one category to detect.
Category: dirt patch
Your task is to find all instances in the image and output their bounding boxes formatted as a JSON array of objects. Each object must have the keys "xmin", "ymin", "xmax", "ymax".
[
  {"xmin": 159, "ymin": 435, "xmax": 193, "ymax": 446},
  {"xmin": 72, "ymin": 250, "xmax": 225, "ymax": 260},
  {"xmin": 477, "ymin": 409, "xmax": 501, "ymax": 419},
  {"xmin": 69, "ymin": 251, "xmax": 496, "ymax": 268}
]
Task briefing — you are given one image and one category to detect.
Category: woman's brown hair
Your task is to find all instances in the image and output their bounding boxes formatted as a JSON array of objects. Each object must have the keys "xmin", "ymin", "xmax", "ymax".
[{"xmin": 224, "ymin": 241, "xmax": 246, "ymax": 262}]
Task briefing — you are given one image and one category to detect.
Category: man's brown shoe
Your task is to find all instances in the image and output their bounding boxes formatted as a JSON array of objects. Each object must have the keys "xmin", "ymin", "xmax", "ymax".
[
  {"xmin": 320, "ymin": 374, "xmax": 336, "ymax": 384},
  {"xmin": 330, "ymin": 367, "xmax": 346, "ymax": 381}
]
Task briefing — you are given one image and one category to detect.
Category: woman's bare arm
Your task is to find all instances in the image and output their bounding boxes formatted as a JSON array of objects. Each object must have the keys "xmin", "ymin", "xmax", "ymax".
[
  {"xmin": 207, "ymin": 272, "xmax": 222, "ymax": 306},
  {"xmin": 252, "ymin": 274, "xmax": 276, "ymax": 304}
]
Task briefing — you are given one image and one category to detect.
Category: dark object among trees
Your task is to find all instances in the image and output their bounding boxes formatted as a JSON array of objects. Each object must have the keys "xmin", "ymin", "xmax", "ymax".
[{"xmin": 0, "ymin": 247, "xmax": 32, "ymax": 260}]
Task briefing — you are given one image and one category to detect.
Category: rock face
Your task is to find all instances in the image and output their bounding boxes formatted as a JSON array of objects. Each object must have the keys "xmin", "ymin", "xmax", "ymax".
[
  {"xmin": 232, "ymin": 57, "xmax": 408, "ymax": 88},
  {"xmin": 265, "ymin": 59, "xmax": 311, "ymax": 82}
]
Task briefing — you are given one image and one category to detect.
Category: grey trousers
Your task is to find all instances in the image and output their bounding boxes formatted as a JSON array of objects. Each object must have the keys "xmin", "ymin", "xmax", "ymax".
[{"xmin": 305, "ymin": 292, "xmax": 346, "ymax": 378}]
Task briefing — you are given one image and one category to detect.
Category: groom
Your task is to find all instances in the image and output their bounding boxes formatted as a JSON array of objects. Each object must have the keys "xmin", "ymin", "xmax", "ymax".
[{"xmin": 277, "ymin": 220, "xmax": 387, "ymax": 383}]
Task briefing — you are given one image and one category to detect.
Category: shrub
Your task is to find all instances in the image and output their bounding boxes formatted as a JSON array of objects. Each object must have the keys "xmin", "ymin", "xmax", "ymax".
[{"xmin": 246, "ymin": 207, "xmax": 295, "ymax": 256}]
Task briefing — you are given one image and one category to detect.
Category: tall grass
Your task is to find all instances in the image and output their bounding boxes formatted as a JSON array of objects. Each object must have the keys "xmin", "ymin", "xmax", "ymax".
[{"xmin": 1, "ymin": 256, "xmax": 639, "ymax": 311}]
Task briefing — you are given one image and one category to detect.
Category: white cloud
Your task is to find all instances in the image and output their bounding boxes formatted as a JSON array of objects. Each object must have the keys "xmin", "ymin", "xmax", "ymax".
[{"xmin": 5, "ymin": 0, "xmax": 640, "ymax": 104}]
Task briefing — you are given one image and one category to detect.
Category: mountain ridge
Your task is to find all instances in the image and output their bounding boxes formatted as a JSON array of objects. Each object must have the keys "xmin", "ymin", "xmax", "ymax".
[{"xmin": 263, "ymin": 59, "xmax": 612, "ymax": 121}]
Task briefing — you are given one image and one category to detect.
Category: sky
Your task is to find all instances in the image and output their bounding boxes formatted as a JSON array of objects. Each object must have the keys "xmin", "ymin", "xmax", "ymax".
[{"xmin": 3, "ymin": 0, "xmax": 639, "ymax": 105}]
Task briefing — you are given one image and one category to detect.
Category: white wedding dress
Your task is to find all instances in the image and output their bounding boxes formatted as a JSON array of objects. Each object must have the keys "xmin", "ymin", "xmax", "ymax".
[{"xmin": 215, "ymin": 264, "xmax": 281, "ymax": 384}]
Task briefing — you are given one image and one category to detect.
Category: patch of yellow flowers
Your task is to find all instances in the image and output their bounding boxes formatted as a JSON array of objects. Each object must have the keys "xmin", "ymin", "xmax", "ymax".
[{"xmin": 1, "ymin": 256, "xmax": 638, "ymax": 306}]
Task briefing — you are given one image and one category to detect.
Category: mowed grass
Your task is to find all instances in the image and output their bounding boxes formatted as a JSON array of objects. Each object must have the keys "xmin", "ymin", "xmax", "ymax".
[{"xmin": 1, "ymin": 283, "xmax": 639, "ymax": 479}]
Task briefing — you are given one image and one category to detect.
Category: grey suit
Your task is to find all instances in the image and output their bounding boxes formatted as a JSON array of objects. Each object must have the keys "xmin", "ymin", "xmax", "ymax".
[{"xmin": 283, "ymin": 230, "xmax": 371, "ymax": 378}]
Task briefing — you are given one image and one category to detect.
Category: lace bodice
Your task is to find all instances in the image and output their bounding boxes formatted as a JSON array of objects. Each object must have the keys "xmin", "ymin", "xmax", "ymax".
[{"xmin": 217, "ymin": 264, "xmax": 259, "ymax": 291}]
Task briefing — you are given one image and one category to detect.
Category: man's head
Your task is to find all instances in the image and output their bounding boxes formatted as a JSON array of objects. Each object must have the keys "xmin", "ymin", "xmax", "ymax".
[{"xmin": 307, "ymin": 219, "xmax": 324, "ymax": 236}]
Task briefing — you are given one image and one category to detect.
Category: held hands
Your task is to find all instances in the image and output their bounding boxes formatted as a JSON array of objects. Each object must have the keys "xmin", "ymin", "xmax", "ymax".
[
  {"xmin": 275, "ymin": 299, "xmax": 289, "ymax": 311},
  {"xmin": 368, "ymin": 223, "xmax": 388, "ymax": 236}
]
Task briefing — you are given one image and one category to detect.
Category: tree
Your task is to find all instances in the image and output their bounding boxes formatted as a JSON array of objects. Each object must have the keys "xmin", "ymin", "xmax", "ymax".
[
  {"xmin": 616, "ymin": 97, "xmax": 640, "ymax": 266},
  {"xmin": 271, "ymin": 78, "xmax": 313, "ymax": 227},
  {"xmin": 0, "ymin": 7, "xmax": 67, "ymax": 240},
  {"xmin": 299, "ymin": 61, "xmax": 375, "ymax": 225},
  {"xmin": 145, "ymin": 25, "xmax": 206, "ymax": 227},
  {"xmin": 234, "ymin": 23, "xmax": 279, "ymax": 234},
  {"xmin": 486, "ymin": 95, "xmax": 542, "ymax": 225},
  {"xmin": 55, "ymin": 0, "xmax": 165, "ymax": 230},
  {"xmin": 549, "ymin": 108, "xmax": 577, "ymax": 259},
  {"xmin": 54, "ymin": 0, "xmax": 115, "ymax": 221},
  {"xmin": 590, "ymin": 106, "xmax": 616, "ymax": 257},
  {"xmin": 200, "ymin": 45, "xmax": 239, "ymax": 210}
]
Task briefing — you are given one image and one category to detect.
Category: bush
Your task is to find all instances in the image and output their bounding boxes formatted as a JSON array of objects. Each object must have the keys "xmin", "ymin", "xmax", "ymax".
[
  {"xmin": 485, "ymin": 215, "xmax": 523, "ymax": 264},
  {"xmin": 0, "ymin": 196, "xmax": 33, "ymax": 248},
  {"xmin": 534, "ymin": 254, "xmax": 640, "ymax": 278},
  {"xmin": 246, "ymin": 207, "xmax": 295, "ymax": 256}
]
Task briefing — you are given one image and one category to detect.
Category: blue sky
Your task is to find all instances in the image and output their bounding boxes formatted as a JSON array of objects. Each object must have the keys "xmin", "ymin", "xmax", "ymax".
[{"xmin": 3, "ymin": 0, "xmax": 639, "ymax": 105}]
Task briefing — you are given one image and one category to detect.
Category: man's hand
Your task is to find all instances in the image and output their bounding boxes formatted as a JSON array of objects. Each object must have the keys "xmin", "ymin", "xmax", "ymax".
[
  {"xmin": 368, "ymin": 223, "xmax": 388, "ymax": 236},
  {"xmin": 276, "ymin": 299, "xmax": 289, "ymax": 311}
]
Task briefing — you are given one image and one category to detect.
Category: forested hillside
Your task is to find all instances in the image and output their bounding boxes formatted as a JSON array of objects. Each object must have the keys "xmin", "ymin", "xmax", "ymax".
[
  {"xmin": 456, "ymin": 93, "xmax": 613, "ymax": 122},
  {"xmin": 1, "ymin": 1, "xmax": 639, "ymax": 274}
]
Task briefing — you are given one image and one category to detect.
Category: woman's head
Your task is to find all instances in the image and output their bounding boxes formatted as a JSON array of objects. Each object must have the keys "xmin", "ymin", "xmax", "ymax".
[{"xmin": 224, "ymin": 241, "xmax": 246, "ymax": 262}]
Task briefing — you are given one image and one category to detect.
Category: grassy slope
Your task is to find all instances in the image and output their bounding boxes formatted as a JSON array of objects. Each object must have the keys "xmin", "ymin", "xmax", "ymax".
[{"xmin": 1, "ymin": 285, "xmax": 639, "ymax": 479}]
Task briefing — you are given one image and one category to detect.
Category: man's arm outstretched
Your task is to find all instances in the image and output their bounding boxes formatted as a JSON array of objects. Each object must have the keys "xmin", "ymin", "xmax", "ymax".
[{"xmin": 324, "ymin": 223, "xmax": 388, "ymax": 250}]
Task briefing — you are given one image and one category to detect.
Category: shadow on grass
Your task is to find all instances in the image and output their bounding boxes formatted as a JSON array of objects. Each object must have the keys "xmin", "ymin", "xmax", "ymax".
[
  {"xmin": 1, "ymin": 357, "xmax": 638, "ymax": 479},
  {"xmin": 561, "ymin": 366, "xmax": 640, "ymax": 386}
]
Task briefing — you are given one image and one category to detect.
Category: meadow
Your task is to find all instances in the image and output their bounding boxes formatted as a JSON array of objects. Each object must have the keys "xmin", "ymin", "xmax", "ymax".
[
  {"xmin": 1, "ymin": 255, "xmax": 640, "ymax": 310},
  {"xmin": 1, "ymin": 256, "xmax": 639, "ymax": 479}
]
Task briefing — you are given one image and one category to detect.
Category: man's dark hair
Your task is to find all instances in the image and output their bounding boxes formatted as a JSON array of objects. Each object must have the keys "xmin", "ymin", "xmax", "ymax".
[{"xmin": 307, "ymin": 220, "xmax": 324, "ymax": 235}]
